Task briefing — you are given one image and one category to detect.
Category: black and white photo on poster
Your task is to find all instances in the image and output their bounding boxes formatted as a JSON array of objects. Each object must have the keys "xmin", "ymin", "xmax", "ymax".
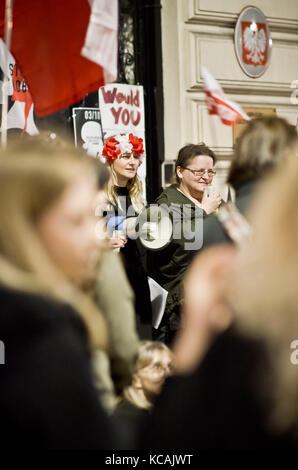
[{"xmin": 72, "ymin": 107, "xmax": 103, "ymax": 157}]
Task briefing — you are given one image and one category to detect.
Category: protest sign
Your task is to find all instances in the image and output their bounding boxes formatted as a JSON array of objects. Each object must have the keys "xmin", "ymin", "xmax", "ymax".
[
  {"xmin": 99, "ymin": 84, "xmax": 146, "ymax": 191},
  {"xmin": 72, "ymin": 107, "xmax": 103, "ymax": 157}
]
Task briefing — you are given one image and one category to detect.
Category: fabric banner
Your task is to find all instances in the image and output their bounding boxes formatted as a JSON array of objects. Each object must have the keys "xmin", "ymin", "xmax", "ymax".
[
  {"xmin": 0, "ymin": 0, "xmax": 118, "ymax": 117},
  {"xmin": 0, "ymin": 39, "xmax": 38, "ymax": 135},
  {"xmin": 81, "ymin": 0, "xmax": 118, "ymax": 83}
]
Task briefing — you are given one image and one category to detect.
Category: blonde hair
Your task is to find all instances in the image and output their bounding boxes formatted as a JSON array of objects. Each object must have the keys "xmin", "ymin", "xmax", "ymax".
[
  {"xmin": 0, "ymin": 141, "xmax": 107, "ymax": 350},
  {"xmin": 122, "ymin": 341, "xmax": 173, "ymax": 410},
  {"xmin": 234, "ymin": 156, "xmax": 298, "ymax": 433},
  {"xmin": 105, "ymin": 161, "xmax": 144, "ymax": 214},
  {"xmin": 228, "ymin": 116, "xmax": 298, "ymax": 189}
]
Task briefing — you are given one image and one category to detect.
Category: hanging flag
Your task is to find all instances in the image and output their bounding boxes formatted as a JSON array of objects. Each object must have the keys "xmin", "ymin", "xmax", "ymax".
[
  {"xmin": 0, "ymin": 39, "xmax": 39, "ymax": 135},
  {"xmin": 0, "ymin": 0, "xmax": 118, "ymax": 117},
  {"xmin": 201, "ymin": 66, "xmax": 250, "ymax": 126},
  {"xmin": 81, "ymin": 0, "xmax": 118, "ymax": 84}
]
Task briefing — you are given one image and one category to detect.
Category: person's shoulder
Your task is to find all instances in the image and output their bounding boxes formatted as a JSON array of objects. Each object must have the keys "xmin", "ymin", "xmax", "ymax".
[
  {"xmin": 0, "ymin": 285, "xmax": 84, "ymax": 340},
  {"xmin": 204, "ymin": 213, "xmax": 221, "ymax": 231},
  {"xmin": 155, "ymin": 185, "xmax": 179, "ymax": 205},
  {"xmin": 203, "ymin": 213, "xmax": 230, "ymax": 248},
  {"xmin": 235, "ymin": 180, "xmax": 258, "ymax": 215},
  {"xmin": 115, "ymin": 398, "xmax": 149, "ymax": 420},
  {"xmin": 209, "ymin": 325, "xmax": 265, "ymax": 363}
]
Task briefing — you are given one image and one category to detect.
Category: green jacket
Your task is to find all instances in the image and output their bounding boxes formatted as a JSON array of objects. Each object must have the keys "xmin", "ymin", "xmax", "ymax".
[{"xmin": 150, "ymin": 185, "xmax": 205, "ymax": 329}]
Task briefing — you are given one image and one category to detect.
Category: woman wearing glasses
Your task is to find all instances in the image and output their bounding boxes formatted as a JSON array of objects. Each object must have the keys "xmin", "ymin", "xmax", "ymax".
[{"xmin": 149, "ymin": 143, "xmax": 221, "ymax": 344}]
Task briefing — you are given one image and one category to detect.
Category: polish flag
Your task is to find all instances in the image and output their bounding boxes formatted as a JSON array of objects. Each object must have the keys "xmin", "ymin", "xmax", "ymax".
[
  {"xmin": 81, "ymin": 0, "xmax": 118, "ymax": 84},
  {"xmin": 0, "ymin": 0, "xmax": 118, "ymax": 117},
  {"xmin": 201, "ymin": 66, "xmax": 250, "ymax": 126}
]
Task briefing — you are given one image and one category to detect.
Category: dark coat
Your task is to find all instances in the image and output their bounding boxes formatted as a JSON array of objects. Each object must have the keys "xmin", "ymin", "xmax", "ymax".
[
  {"xmin": 140, "ymin": 325, "xmax": 298, "ymax": 450},
  {"xmin": 107, "ymin": 186, "xmax": 152, "ymax": 340},
  {"xmin": 0, "ymin": 286, "xmax": 119, "ymax": 449},
  {"xmin": 202, "ymin": 180, "xmax": 257, "ymax": 249},
  {"xmin": 113, "ymin": 399, "xmax": 149, "ymax": 449},
  {"xmin": 149, "ymin": 185, "xmax": 205, "ymax": 337}
]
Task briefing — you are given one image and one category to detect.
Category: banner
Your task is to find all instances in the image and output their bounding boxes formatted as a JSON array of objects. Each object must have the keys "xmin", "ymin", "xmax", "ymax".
[
  {"xmin": 0, "ymin": 39, "xmax": 38, "ymax": 135},
  {"xmin": 98, "ymin": 83, "xmax": 146, "ymax": 188},
  {"xmin": 72, "ymin": 107, "xmax": 103, "ymax": 158},
  {"xmin": 0, "ymin": 0, "xmax": 118, "ymax": 117}
]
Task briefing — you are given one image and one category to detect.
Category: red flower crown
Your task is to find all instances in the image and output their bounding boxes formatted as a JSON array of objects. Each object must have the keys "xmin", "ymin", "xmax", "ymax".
[{"xmin": 102, "ymin": 133, "xmax": 144, "ymax": 163}]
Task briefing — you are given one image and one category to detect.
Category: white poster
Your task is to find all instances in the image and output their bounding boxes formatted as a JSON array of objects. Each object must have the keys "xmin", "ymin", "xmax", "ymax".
[
  {"xmin": 0, "ymin": 39, "xmax": 39, "ymax": 136},
  {"xmin": 98, "ymin": 83, "xmax": 146, "ymax": 194},
  {"xmin": 72, "ymin": 107, "xmax": 103, "ymax": 158}
]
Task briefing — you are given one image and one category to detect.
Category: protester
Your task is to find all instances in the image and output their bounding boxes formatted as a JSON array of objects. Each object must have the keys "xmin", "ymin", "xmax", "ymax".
[
  {"xmin": 2, "ymin": 131, "xmax": 297, "ymax": 451},
  {"xmin": 102, "ymin": 133, "xmax": 152, "ymax": 339},
  {"xmin": 114, "ymin": 341, "xmax": 174, "ymax": 448},
  {"xmin": 92, "ymin": 244, "xmax": 140, "ymax": 412},
  {"xmin": 233, "ymin": 157, "xmax": 298, "ymax": 438},
  {"xmin": 150, "ymin": 143, "xmax": 221, "ymax": 344},
  {"xmin": 140, "ymin": 157, "xmax": 298, "ymax": 450},
  {"xmin": 202, "ymin": 116, "xmax": 298, "ymax": 248},
  {"xmin": 0, "ymin": 142, "xmax": 120, "ymax": 449},
  {"xmin": 119, "ymin": 340, "xmax": 173, "ymax": 410},
  {"xmin": 6, "ymin": 133, "xmax": 140, "ymax": 415}
]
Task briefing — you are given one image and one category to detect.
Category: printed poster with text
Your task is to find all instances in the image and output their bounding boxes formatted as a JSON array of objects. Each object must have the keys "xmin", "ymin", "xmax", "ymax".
[
  {"xmin": 98, "ymin": 83, "xmax": 146, "ymax": 196},
  {"xmin": 72, "ymin": 107, "xmax": 102, "ymax": 158}
]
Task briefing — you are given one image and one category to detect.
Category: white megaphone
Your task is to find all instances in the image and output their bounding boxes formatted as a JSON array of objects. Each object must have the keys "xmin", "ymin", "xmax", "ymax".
[{"xmin": 106, "ymin": 205, "xmax": 172, "ymax": 250}]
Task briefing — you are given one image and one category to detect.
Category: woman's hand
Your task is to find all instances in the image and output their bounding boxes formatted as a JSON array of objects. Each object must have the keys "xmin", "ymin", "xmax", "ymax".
[
  {"xmin": 201, "ymin": 190, "xmax": 222, "ymax": 214},
  {"xmin": 109, "ymin": 231, "xmax": 127, "ymax": 250},
  {"xmin": 173, "ymin": 245, "xmax": 236, "ymax": 375}
]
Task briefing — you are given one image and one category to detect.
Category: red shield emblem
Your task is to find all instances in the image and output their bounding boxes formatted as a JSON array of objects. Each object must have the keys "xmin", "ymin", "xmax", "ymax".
[
  {"xmin": 241, "ymin": 21, "xmax": 267, "ymax": 66},
  {"xmin": 234, "ymin": 7, "xmax": 271, "ymax": 78}
]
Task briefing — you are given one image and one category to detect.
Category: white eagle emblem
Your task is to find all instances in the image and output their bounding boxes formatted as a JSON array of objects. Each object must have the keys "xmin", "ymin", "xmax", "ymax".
[{"xmin": 243, "ymin": 24, "xmax": 266, "ymax": 65}]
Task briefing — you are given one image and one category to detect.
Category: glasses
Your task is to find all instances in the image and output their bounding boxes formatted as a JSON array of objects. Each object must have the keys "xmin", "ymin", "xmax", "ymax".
[{"xmin": 182, "ymin": 167, "xmax": 216, "ymax": 177}]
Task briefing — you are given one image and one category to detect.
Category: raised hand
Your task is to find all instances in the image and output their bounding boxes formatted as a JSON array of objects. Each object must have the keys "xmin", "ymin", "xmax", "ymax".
[
  {"xmin": 201, "ymin": 189, "xmax": 222, "ymax": 214},
  {"xmin": 109, "ymin": 230, "xmax": 127, "ymax": 250}
]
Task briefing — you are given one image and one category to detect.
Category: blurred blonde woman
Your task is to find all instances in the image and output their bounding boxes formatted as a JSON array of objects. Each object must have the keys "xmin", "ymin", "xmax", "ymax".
[
  {"xmin": 203, "ymin": 115, "xmax": 298, "ymax": 249},
  {"xmin": 234, "ymin": 156, "xmax": 298, "ymax": 438},
  {"xmin": 114, "ymin": 341, "xmax": 174, "ymax": 448},
  {"xmin": 102, "ymin": 133, "xmax": 152, "ymax": 339},
  {"xmin": 0, "ymin": 141, "xmax": 119, "ymax": 449},
  {"xmin": 122, "ymin": 341, "xmax": 174, "ymax": 410},
  {"xmin": 142, "ymin": 156, "xmax": 298, "ymax": 450},
  {"xmin": 0, "ymin": 141, "xmax": 106, "ymax": 348}
]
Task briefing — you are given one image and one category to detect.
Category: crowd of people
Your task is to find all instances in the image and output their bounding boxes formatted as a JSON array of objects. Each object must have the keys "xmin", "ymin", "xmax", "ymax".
[{"xmin": 0, "ymin": 116, "xmax": 297, "ymax": 450}]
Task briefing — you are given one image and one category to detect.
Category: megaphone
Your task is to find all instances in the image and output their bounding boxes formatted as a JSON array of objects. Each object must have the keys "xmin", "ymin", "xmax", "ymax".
[{"xmin": 106, "ymin": 205, "xmax": 172, "ymax": 250}]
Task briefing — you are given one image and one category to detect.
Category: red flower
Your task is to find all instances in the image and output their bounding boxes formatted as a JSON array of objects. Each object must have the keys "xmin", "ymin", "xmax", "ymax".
[
  {"xmin": 102, "ymin": 136, "xmax": 121, "ymax": 162},
  {"xmin": 129, "ymin": 133, "xmax": 144, "ymax": 157}
]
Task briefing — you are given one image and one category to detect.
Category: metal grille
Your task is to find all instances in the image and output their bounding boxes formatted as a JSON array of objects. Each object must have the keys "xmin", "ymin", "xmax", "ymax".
[{"xmin": 118, "ymin": 0, "xmax": 136, "ymax": 84}]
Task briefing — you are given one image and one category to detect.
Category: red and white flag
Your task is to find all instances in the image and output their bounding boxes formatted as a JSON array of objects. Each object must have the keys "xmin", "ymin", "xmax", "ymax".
[
  {"xmin": 201, "ymin": 66, "xmax": 250, "ymax": 126},
  {"xmin": 81, "ymin": 0, "xmax": 118, "ymax": 84},
  {"xmin": 0, "ymin": 0, "xmax": 118, "ymax": 117}
]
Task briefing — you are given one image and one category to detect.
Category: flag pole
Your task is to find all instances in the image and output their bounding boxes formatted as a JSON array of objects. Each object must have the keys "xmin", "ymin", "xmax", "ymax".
[
  {"xmin": 1, "ymin": 0, "xmax": 13, "ymax": 150},
  {"xmin": 207, "ymin": 110, "xmax": 219, "ymax": 196}
]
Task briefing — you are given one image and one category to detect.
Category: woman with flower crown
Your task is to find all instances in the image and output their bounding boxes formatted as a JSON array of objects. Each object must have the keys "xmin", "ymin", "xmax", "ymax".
[{"xmin": 101, "ymin": 133, "xmax": 152, "ymax": 339}]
